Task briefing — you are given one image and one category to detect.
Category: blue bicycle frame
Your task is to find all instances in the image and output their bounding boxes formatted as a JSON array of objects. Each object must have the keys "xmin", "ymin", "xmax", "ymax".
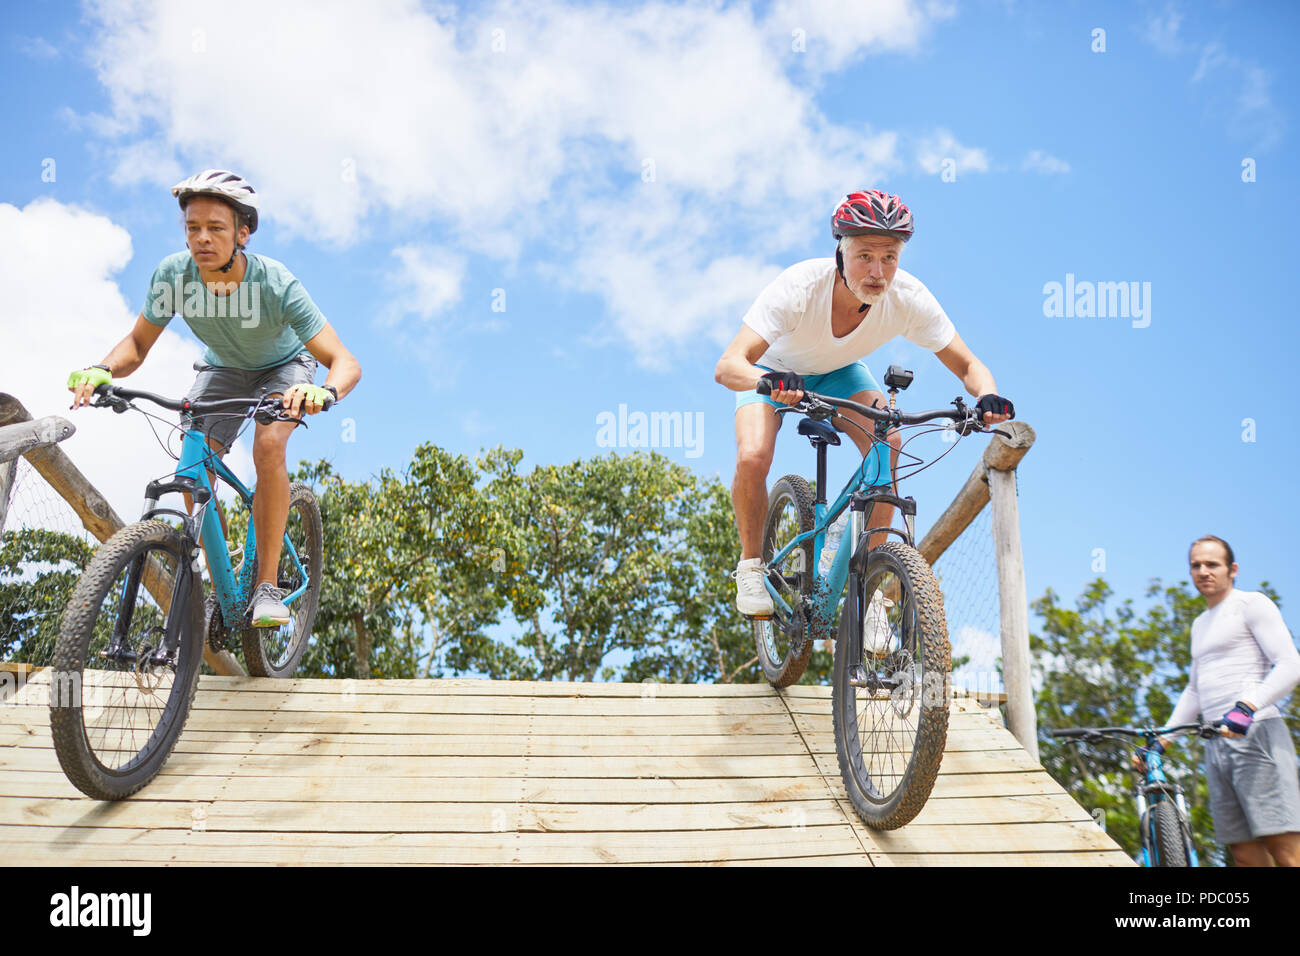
[
  {"xmin": 135, "ymin": 425, "xmax": 310, "ymax": 629},
  {"xmin": 1137, "ymin": 743, "xmax": 1200, "ymax": 867},
  {"xmin": 763, "ymin": 440, "xmax": 902, "ymax": 627}
]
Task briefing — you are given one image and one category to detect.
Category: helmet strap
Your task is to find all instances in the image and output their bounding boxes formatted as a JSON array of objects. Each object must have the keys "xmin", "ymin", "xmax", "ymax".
[
  {"xmin": 835, "ymin": 250, "xmax": 871, "ymax": 314},
  {"xmin": 217, "ymin": 249, "xmax": 241, "ymax": 274}
]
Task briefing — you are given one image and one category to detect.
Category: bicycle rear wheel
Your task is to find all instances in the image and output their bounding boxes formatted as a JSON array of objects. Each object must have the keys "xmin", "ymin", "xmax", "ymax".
[
  {"xmin": 1150, "ymin": 801, "xmax": 1192, "ymax": 867},
  {"xmin": 49, "ymin": 520, "xmax": 204, "ymax": 800},
  {"xmin": 753, "ymin": 475, "xmax": 815, "ymax": 688},
  {"xmin": 832, "ymin": 540, "xmax": 950, "ymax": 829},
  {"xmin": 242, "ymin": 482, "xmax": 322, "ymax": 678}
]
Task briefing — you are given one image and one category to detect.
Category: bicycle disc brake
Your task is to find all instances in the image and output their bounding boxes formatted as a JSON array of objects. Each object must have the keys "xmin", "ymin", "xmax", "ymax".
[{"xmin": 133, "ymin": 626, "xmax": 172, "ymax": 693}]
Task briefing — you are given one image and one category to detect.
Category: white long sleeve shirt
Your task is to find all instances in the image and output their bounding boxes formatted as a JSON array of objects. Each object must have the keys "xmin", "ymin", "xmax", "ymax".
[{"xmin": 1168, "ymin": 588, "xmax": 1300, "ymax": 726}]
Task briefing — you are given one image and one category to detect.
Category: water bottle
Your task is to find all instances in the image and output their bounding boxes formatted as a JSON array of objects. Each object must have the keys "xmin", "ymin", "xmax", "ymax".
[{"xmin": 817, "ymin": 512, "xmax": 848, "ymax": 577}]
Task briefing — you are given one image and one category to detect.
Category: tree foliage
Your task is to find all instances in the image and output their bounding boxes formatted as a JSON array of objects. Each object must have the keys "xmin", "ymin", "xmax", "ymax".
[{"xmin": 0, "ymin": 528, "xmax": 95, "ymax": 666}]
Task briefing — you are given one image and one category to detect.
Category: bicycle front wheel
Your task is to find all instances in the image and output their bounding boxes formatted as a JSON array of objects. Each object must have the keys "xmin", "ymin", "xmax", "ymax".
[
  {"xmin": 1150, "ymin": 801, "xmax": 1192, "ymax": 867},
  {"xmin": 49, "ymin": 520, "xmax": 204, "ymax": 800},
  {"xmin": 753, "ymin": 475, "xmax": 815, "ymax": 688},
  {"xmin": 832, "ymin": 540, "xmax": 950, "ymax": 829},
  {"xmin": 242, "ymin": 482, "xmax": 322, "ymax": 678}
]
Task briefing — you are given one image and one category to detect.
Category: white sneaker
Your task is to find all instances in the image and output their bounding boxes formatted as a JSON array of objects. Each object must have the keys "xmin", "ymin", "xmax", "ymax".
[
  {"xmin": 864, "ymin": 591, "xmax": 894, "ymax": 655},
  {"xmin": 734, "ymin": 558, "xmax": 774, "ymax": 616}
]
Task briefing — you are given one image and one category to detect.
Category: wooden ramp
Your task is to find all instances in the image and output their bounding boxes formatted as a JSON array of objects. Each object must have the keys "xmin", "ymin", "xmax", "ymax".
[{"xmin": 0, "ymin": 673, "xmax": 1132, "ymax": 866}]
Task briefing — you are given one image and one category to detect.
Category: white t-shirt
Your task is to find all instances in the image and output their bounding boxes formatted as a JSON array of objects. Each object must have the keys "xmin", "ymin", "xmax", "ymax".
[
  {"xmin": 741, "ymin": 258, "xmax": 956, "ymax": 376},
  {"xmin": 1168, "ymin": 589, "xmax": 1300, "ymax": 726}
]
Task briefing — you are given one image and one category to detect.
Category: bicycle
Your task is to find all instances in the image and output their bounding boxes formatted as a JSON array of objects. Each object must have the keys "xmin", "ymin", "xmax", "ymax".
[
  {"xmin": 49, "ymin": 383, "xmax": 329, "ymax": 800},
  {"xmin": 752, "ymin": 365, "xmax": 1001, "ymax": 829},
  {"xmin": 1050, "ymin": 722, "xmax": 1219, "ymax": 866}
]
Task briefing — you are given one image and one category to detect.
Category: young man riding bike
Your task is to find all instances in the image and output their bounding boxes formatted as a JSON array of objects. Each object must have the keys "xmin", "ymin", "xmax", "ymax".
[
  {"xmin": 66, "ymin": 169, "xmax": 362, "ymax": 627},
  {"xmin": 715, "ymin": 189, "xmax": 1015, "ymax": 618}
]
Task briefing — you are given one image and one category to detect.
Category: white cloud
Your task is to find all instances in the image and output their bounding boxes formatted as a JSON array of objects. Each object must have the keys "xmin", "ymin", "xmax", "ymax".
[
  {"xmin": 382, "ymin": 245, "xmax": 467, "ymax": 324},
  {"xmin": 915, "ymin": 129, "xmax": 990, "ymax": 176},
  {"xmin": 0, "ymin": 199, "xmax": 253, "ymax": 530},
  {"xmin": 1022, "ymin": 149, "xmax": 1070, "ymax": 175},
  {"xmin": 1142, "ymin": 13, "xmax": 1284, "ymax": 152},
  {"xmin": 80, "ymin": 0, "xmax": 947, "ymax": 361},
  {"xmin": 767, "ymin": 0, "xmax": 956, "ymax": 71},
  {"xmin": 1143, "ymin": 3, "xmax": 1183, "ymax": 55},
  {"xmin": 15, "ymin": 36, "xmax": 60, "ymax": 59}
]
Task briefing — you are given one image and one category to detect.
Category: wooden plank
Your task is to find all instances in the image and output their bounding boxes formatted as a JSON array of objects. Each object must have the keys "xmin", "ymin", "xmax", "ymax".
[
  {"xmin": 1, "ymin": 824, "xmax": 871, "ymax": 865},
  {"xmin": 811, "ymin": 749, "xmax": 1042, "ymax": 777},
  {"xmin": 0, "ymin": 770, "xmax": 838, "ymax": 804},
  {"xmin": 906, "ymin": 794, "xmax": 1092, "ymax": 826},
  {"xmin": 0, "ymin": 768, "xmax": 1070, "ymax": 805},
  {"xmin": 0, "ymin": 794, "xmax": 869, "ymax": 834},
  {"xmin": 860, "ymin": 821, "xmax": 1117, "ymax": 854},
  {"xmin": 1, "ymin": 731, "xmax": 816, "ymax": 759},
  {"xmin": 2, "ymin": 706, "xmax": 801, "ymax": 736},
  {"xmin": 0, "ymin": 747, "xmax": 827, "ymax": 778}
]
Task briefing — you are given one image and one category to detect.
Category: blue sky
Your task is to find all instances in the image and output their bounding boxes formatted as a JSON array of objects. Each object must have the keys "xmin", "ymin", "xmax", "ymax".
[{"xmin": 2, "ymin": 0, "xmax": 1297, "ymax": 678}]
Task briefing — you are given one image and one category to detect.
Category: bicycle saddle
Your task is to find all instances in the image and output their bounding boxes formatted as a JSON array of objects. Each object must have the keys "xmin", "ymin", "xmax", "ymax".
[{"xmin": 797, "ymin": 418, "xmax": 841, "ymax": 446}]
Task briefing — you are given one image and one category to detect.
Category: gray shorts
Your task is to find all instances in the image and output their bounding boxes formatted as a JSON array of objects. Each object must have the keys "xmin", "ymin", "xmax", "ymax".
[
  {"xmin": 1204, "ymin": 717, "xmax": 1300, "ymax": 845},
  {"xmin": 184, "ymin": 352, "xmax": 317, "ymax": 453}
]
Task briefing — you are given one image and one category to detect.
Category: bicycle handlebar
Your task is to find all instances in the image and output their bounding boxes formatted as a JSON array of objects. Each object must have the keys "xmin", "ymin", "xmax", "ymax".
[
  {"xmin": 1050, "ymin": 722, "xmax": 1222, "ymax": 743},
  {"xmin": 754, "ymin": 381, "xmax": 988, "ymax": 433},
  {"xmin": 92, "ymin": 383, "xmax": 331, "ymax": 423}
]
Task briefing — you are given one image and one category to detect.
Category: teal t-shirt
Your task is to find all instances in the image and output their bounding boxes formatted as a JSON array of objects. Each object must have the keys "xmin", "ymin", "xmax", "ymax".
[{"xmin": 142, "ymin": 252, "xmax": 328, "ymax": 370}]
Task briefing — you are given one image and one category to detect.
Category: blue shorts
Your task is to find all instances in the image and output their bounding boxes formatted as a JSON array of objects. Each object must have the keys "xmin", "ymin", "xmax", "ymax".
[
  {"xmin": 735, "ymin": 361, "xmax": 882, "ymax": 412},
  {"xmin": 735, "ymin": 360, "xmax": 891, "ymax": 486}
]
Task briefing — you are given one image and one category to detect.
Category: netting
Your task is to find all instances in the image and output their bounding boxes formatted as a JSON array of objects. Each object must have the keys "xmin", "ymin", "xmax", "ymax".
[
  {"xmin": 1, "ymin": 455, "xmax": 98, "ymax": 668},
  {"xmin": 932, "ymin": 498, "xmax": 1004, "ymax": 699}
]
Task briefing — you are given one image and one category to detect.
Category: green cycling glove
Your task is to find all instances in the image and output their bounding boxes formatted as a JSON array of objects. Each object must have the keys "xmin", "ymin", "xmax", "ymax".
[
  {"xmin": 67, "ymin": 366, "xmax": 112, "ymax": 389},
  {"xmin": 286, "ymin": 383, "xmax": 334, "ymax": 408}
]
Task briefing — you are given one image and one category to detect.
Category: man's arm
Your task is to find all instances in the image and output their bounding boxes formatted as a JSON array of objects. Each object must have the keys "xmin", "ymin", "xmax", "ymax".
[
  {"xmin": 714, "ymin": 326, "xmax": 773, "ymax": 392},
  {"xmin": 69, "ymin": 313, "xmax": 165, "ymax": 408},
  {"xmin": 934, "ymin": 332, "xmax": 1011, "ymax": 424},
  {"xmin": 301, "ymin": 322, "xmax": 362, "ymax": 401}
]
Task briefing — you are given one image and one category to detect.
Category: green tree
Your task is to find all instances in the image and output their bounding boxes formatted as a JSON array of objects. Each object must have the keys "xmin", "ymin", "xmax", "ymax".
[
  {"xmin": 0, "ymin": 528, "xmax": 94, "ymax": 666},
  {"xmin": 463, "ymin": 449, "xmax": 760, "ymax": 682},
  {"xmin": 1033, "ymin": 577, "xmax": 1296, "ymax": 866}
]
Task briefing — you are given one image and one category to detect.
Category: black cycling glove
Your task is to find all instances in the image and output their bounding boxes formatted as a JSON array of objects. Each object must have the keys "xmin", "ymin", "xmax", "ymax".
[
  {"xmin": 757, "ymin": 371, "xmax": 806, "ymax": 396},
  {"xmin": 976, "ymin": 393, "xmax": 1015, "ymax": 420}
]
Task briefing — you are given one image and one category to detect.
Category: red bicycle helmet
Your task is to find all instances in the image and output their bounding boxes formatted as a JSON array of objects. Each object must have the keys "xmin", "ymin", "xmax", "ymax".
[{"xmin": 831, "ymin": 189, "xmax": 913, "ymax": 242}]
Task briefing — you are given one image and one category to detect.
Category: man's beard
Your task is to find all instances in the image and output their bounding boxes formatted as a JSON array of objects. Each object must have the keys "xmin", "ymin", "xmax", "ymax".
[{"xmin": 855, "ymin": 280, "xmax": 889, "ymax": 306}]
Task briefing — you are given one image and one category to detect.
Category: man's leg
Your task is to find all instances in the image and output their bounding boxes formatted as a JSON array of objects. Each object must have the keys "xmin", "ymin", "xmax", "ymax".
[
  {"xmin": 838, "ymin": 389, "xmax": 902, "ymax": 549},
  {"xmin": 251, "ymin": 420, "xmax": 296, "ymax": 587},
  {"xmin": 733, "ymin": 402, "xmax": 782, "ymax": 559},
  {"xmin": 1229, "ymin": 839, "xmax": 1274, "ymax": 867},
  {"xmin": 1262, "ymin": 831, "xmax": 1300, "ymax": 866}
]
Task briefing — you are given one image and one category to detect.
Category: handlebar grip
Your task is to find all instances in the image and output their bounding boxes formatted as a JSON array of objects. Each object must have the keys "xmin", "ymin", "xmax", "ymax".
[{"xmin": 755, "ymin": 378, "xmax": 772, "ymax": 396}]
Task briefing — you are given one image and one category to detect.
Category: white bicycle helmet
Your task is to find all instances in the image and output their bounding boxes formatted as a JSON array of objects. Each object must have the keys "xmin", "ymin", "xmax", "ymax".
[{"xmin": 171, "ymin": 169, "xmax": 259, "ymax": 234}]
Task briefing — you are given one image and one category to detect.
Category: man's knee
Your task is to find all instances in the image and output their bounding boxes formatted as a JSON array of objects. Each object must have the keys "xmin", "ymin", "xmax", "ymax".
[
  {"xmin": 251, "ymin": 427, "xmax": 290, "ymax": 471},
  {"xmin": 1230, "ymin": 840, "xmax": 1272, "ymax": 867},
  {"xmin": 1263, "ymin": 832, "xmax": 1300, "ymax": 866},
  {"xmin": 735, "ymin": 443, "xmax": 773, "ymax": 479}
]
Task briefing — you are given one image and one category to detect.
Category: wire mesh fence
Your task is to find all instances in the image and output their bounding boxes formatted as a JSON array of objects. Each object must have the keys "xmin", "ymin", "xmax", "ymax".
[
  {"xmin": 933, "ymin": 503, "xmax": 1003, "ymax": 698},
  {"xmin": 1, "ymin": 455, "xmax": 97, "ymax": 668}
]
